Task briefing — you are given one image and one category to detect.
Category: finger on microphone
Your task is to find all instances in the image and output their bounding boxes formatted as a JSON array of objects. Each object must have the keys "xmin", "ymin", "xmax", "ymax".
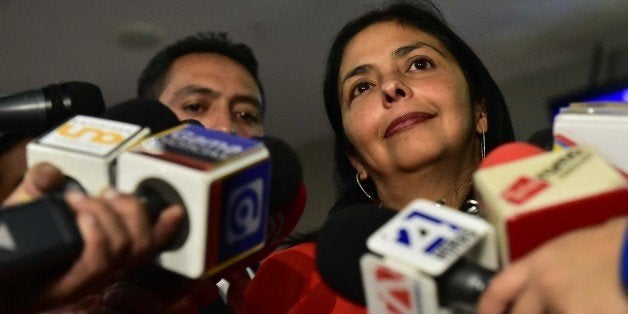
[{"xmin": 2, "ymin": 162, "xmax": 65, "ymax": 206}]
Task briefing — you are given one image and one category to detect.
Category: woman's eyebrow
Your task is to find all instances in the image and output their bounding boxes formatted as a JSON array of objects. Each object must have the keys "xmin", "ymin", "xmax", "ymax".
[
  {"xmin": 392, "ymin": 41, "xmax": 445, "ymax": 59},
  {"xmin": 341, "ymin": 64, "xmax": 372, "ymax": 86}
]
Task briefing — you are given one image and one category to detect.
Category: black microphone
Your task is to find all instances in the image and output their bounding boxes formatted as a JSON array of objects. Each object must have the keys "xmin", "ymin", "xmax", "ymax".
[
  {"xmin": 316, "ymin": 203, "xmax": 494, "ymax": 312},
  {"xmin": 0, "ymin": 81, "xmax": 105, "ymax": 134}
]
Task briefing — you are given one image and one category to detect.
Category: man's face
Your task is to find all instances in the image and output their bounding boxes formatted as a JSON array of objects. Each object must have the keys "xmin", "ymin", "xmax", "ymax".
[{"xmin": 158, "ymin": 52, "xmax": 263, "ymax": 138}]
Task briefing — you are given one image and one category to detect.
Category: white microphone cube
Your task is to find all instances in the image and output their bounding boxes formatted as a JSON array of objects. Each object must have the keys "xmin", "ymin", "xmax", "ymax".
[
  {"xmin": 367, "ymin": 199, "xmax": 498, "ymax": 276},
  {"xmin": 553, "ymin": 101, "xmax": 628, "ymax": 173},
  {"xmin": 116, "ymin": 125, "xmax": 271, "ymax": 278},
  {"xmin": 26, "ymin": 115, "xmax": 149, "ymax": 195},
  {"xmin": 361, "ymin": 253, "xmax": 440, "ymax": 314}
]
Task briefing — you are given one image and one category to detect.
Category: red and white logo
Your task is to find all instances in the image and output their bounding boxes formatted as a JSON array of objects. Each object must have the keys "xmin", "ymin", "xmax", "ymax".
[{"xmin": 501, "ymin": 176, "xmax": 549, "ymax": 205}]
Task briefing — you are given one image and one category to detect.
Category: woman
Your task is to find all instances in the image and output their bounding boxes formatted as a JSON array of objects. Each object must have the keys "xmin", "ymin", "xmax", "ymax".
[
  {"xmin": 243, "ymin": 1, "xmax": 514, "ymax": 313},
  {"xmin": 244, "ymin": 1, "xmax": 628, "ymax": 313}
]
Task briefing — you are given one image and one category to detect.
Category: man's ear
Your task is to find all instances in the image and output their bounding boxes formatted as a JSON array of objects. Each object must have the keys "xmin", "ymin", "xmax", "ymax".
[{"xmin": 346, "ymin": 149, "xmax": 368, "ymax": 180}]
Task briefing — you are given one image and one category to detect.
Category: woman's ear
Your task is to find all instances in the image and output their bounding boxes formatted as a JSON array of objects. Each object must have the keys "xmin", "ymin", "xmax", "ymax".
[
  {"xmin": 475, "ymin": 101, "xmax": 488, "ymax": 134},
  {"xmin": 346, "ymin": 149, "xmax": 368, "ymax": 180}
]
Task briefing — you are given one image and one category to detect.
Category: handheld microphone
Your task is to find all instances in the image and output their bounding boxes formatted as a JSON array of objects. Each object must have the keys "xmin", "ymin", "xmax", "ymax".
[
  {"xmin": 0, "ymin": 99, "xmax": 181, "ymax": 285},
  {"xmin": 317, "ymin": 201, "xmax": 496, "ymax": 313},
  {"xmin": 26, "ymin": 98, "xmax": 179, "ymax": 196},
  {"xmin": 210, "ymin": 136, "xmax": 306, "ymax": 280},
  {"xmin": 0, "ymin": 81, "xmax": 105, "ymax": 134},
  {"xmin": 473, "ymin": 142, "xmax": 628, "ymax": 264},
  {"xmin": 116, "ymin": 125, "xmax": 273, "ymax": 279},
  {"xmin": 553, "ymin": 101, "xmax": 628, "ymax": 173}
]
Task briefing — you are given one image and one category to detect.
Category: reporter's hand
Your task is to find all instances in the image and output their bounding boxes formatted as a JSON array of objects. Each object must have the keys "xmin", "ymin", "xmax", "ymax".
[
  {"xmin": 1, "ymin": 164, "xmax": 184, "ymax": 313},
  {"xmin": 477, "ymin": 216, "xmax": 628, "ymax": 314},
  {"xmin": 2, "ymin": 162, "xmax": 65, "ymax": 206}
]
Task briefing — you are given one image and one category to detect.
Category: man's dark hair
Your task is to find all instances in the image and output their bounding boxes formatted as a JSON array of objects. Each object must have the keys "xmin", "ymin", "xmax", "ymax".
[{"xmin": 137, "ymin": 31, "xmax": 265, "ymax": 117}]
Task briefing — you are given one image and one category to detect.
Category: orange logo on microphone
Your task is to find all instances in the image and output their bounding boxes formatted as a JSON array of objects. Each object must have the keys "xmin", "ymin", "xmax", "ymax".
[{"xmin": 57, "ymin": 123, "xmax": 124, "ymax": 145}]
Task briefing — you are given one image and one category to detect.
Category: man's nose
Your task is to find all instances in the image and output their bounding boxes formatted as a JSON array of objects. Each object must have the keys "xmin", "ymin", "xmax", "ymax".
[{"xmin": 204, "ymin": 107, "xmax": 236, "ymax": 135}]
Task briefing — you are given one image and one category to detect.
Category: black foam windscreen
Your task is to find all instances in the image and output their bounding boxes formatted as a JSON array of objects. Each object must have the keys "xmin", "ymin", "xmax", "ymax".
[
  {"xmin": 102, "ymin": 98, "xmax": 180, "ymax": 134},
  {"xmin": 527, "ymin": 128, "xmax": 553, "ymax": 151},
  {"xmin": 46, "ymin": 81, "xmax": 104, "ymax": 119},
  {"xmin": 0, "ymin": 81, "xmax": 105, "ymax": 134},
  {"xmin": 316, "ymin": 203, "xmax": 395, "ymax": 305},
  {"xmin": 255, "ymin": 136, "xmax": 303, "ymax": 215}
]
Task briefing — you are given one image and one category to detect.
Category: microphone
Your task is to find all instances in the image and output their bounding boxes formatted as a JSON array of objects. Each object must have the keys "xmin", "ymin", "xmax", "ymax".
[
  {"xmin": 0, "ymin": 99, "xmax": 181, "ymax": 285},
  {"xmin": 116, "ymin": 125, "xmax": 276, "ymax": 279},
  {"xmin": 473, "ymin": 142, "xmax": 628, "ymax": 264},
  {"xmin": 318, "ymin": 142, "xmax": 627, "ymax": 312},
  {"xmin": 212, "ymin": 136, "xmax": 306, "ymax": 282},
  {"xmin": 0, "ymin": 81, "xmax": 105, "ymax": 134},
  {"xmin": 317, "ymin": 201, "xmax": 496, "ymax": 313},
  {"xmin": 26, "ymin": 98, "xmax": 179, "ymax": 195},
  {"xmin": 553, "ymin": 102, "xmax": 628, "ymax": 173}
]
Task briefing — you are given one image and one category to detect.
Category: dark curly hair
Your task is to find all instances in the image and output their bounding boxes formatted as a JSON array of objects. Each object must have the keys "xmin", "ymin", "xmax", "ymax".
[{"xmin": 137, "ymin": 31, "xmax": 265, "ymax": 118}]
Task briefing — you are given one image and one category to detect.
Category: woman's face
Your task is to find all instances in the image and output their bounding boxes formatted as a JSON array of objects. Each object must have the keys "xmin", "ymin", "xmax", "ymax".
[{"xmin": 339, "ymin": 21, "xmax": 486, "ymax": 180}]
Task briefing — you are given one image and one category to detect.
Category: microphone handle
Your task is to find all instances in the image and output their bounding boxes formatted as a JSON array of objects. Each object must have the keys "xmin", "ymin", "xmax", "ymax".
[
  {"xmin": 437, "ymin": 259, "xmax": 495, "ymax": 313},
  {"xmin": 0, "ymin": 187, "xmax": 174, "ymax": 286},
  {"xmin": 0, "ymin": 193, "xmax": 82, "ymax": 285}
]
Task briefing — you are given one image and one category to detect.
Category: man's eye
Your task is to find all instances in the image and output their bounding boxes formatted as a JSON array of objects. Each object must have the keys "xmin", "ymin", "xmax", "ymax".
[
  {"xmin": 351, "ymin": 82, "xmax": 373, "ymax": 97},
  {"xmin": 234, "ymin": 111, "xmax": 259, "ymax": 124},
  {"xmin": 409, "ymin": 57, "xmax": 434, "ymax": 71},
  {"xmin": 182, "ymin": 103, "xmax": 203, "ymax": 113}
]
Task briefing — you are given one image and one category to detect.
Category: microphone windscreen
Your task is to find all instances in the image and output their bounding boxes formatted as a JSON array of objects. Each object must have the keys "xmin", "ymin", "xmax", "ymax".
[
  {"xmin": 256, "ymin": 136, "xmax": 303, "ymax": 214},
  {"xmin": 49, "ymin": 81, "xmax": 105, "ymax": 117},
  {"xmin": 102, "ymin": 98, "xmax": 180, "ymax": 134},
  {"xmin": 480, "ymin": 142, "xmax": 544, "ymax": 169},
  {"xmin": 526, "ymin": 128, "xmax": 553, "ymax": 151},
  {"xmin": 316, "ymin": 203, "xmax": 395, "ymax": 305}
]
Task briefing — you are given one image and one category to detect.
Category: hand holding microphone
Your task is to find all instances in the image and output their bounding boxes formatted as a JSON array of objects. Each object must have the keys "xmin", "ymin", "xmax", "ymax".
[
  {"xmin": 0, "ymin": 100, "xmax": 306, "ymax": 312},
  {"xmin": 0, "ymin": 99, "xmax": 186, "ymax": 312},
  {"xmin": 473, "ymin": 141, "xmax": 628, "ymax": 313},
  {"xmin": 477, "ymin": 216, "xmax": 627, "ymax": 314},
  {"xmin": 318, "ymin": 142, "xmax": 627, "ymax": 313},
  {"xmin": 0, "ymin": 163, "xmax": 185, "ymax": 313},
  {"xmin": 0, "ymin": 81, "xmax": 105, "ymax": 202}
]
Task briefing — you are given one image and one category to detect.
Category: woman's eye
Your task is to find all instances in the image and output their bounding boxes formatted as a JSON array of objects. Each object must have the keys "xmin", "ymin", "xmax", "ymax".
[
  {"xmin": 352, "ymin": 82, "xmax": 373, "ymax": 97},
  {"xmin": 409, "ymin": 57, "xmax": 434, "ymax": 71}
]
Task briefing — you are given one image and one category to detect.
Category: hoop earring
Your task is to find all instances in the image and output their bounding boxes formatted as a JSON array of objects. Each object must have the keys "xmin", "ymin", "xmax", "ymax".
[
  {"xmin": 355, "ymin": 172, "xmax": 382, "ymax": 206},
  {"xmin": 481, "ymin": 129, "xmax": 486, "ymax": 159}
]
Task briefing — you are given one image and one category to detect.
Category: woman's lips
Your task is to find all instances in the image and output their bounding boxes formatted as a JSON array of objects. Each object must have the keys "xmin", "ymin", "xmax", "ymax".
[{"xmin": 384, "ymin": 111, "xmax": 435, "ymax": 138}]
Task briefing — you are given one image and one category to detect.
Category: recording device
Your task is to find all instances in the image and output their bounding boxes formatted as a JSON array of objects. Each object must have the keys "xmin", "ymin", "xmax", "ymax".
[
  {"xmin": 317, "ymin": 201, "xmax": 496, "ymax": 313},
  {"xmin": 0, "ymin": 81, "xmax": 105, "ymax": 134},
  {"xmin": 474, "ymin": 142, "xmax": 628, "ymax": 264}
]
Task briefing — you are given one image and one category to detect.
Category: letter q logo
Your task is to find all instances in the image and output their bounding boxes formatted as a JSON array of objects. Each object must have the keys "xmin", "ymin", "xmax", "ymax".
[{"xmin": 226, "ymin": 178, "xmax": 264, "ymax": 244}]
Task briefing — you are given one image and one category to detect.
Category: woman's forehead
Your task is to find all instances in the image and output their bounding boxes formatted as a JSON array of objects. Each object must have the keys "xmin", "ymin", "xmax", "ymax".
[{"xmin": 339, "ymin": 21, "xmax": 450, "ymax": 73}]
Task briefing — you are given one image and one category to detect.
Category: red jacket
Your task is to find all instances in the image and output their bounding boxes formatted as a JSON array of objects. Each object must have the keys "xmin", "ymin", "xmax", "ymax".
[{"xmin": 244, "ymin": 242, "xmax": 366, "ymax": 314}]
